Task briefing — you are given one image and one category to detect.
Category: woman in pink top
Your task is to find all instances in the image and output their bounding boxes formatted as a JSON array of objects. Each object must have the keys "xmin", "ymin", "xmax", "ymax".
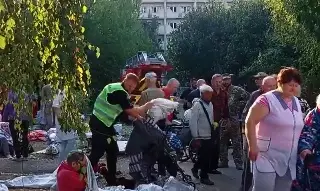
[{"xmin": 245, "ymin": 67, "xmax": 304, "ymax": 191}]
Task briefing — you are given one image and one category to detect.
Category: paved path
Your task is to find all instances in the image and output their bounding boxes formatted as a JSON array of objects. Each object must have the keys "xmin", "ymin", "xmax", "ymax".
[{"xmin": 0, "ymin": 150, "xmax": 242, "ymax": 191}]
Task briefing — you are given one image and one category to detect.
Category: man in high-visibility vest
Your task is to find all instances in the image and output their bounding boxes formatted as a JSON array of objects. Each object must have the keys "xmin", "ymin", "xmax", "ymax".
[{"xmin": 89, "ymin": 73, "xmax": 153, "ymax": 186}]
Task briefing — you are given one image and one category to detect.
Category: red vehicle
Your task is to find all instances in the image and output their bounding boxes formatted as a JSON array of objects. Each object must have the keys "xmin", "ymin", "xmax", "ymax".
[{"xmin": 121, "ymin": 51, "xmax": 173, "ymax": 104}]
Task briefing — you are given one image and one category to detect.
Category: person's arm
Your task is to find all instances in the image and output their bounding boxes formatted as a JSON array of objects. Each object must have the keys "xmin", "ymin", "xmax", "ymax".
[
  {"xmin": 299, "ymin": 110, "xmax": 317, "ymax": 159},
  {"xmin": 107, "ymin": 90, "xmax": 152, "ymax": 120},
  {"xmin": 57, "ymin": 171, "xmax": 86, "ymax": 191},
  {"xmin": 242, "ymin": 92, "xmax": 256, "ymax": 121},
  {"xmin": 245, "ymin": 95, "xmax": 269, "ymax": 160},
  {"xmin": 189, "ymin": 102, "xmax": 200, "ymax": 138}
]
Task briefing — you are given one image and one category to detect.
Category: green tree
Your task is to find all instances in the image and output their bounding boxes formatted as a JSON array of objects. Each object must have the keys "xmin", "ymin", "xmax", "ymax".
[
  {"xmin": 0, "ymin": 0, "xmax": 95, "ymax": 133},
  {"xmin": 168, "ymin": 1, "xmax": 271, "ymax": 81},
  {"xmin": 142, "ymin": 17, "xmax": 160, "ymax": 51},
  {"xmin": 265, "ymin": 0, "xmax": 320, "ymax": 100},
  {"xmin": 84, "ymin": 0, "xmax": 152, "ymax": 102}
]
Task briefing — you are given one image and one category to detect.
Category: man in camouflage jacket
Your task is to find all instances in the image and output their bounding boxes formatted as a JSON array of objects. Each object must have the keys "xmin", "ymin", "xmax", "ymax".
[{"xmin": 219, "ymin": 74, "xmax": 249, "ymax": 170}]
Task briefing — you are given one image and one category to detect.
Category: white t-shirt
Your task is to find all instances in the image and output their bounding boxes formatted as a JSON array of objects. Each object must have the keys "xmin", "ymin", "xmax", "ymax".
[{"xmin": 53, "ymin": 91, "xmax": 77, "ymax": 141}]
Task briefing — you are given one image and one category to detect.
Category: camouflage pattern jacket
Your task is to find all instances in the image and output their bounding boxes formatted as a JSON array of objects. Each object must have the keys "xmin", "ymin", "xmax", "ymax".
[{"xmin": 226, "ymin": 85, "xmax": 250, "ymax": 119}]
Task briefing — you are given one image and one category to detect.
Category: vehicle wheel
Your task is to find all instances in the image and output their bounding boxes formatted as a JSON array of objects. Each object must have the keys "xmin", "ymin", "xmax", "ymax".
[
  {"xmin": 178, "ymin": 148, "xmax": 190, "ymax": 162},
  {"xmin": 188, "ymin": 141, "xmax": 198, "ymax": 163}
]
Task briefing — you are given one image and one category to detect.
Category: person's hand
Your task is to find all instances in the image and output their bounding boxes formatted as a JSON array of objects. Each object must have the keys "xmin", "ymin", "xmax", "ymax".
[
  {"xmin": 301, "ymin": 150, "xmax": 314, "ymax": 167},
  {"xmin": 304, "ymin": 153, "xmax": 315, "ymax": 167},
  {"xmin": 248, "ymin": 144, "xmax": 259, "ymax": 161},
  {"xmin": 300, "ymin": 149, "xmax": 312, "ymax": 159}
]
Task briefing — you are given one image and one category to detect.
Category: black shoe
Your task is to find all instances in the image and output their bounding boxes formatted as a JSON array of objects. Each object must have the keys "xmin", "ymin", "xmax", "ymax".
[
  {"xmin": 208, "ymin": 169, "xmax": 222, "ymax": 174},
  {"xmin": 236, "ymin": 166, "xmax": 243, "ymax": 170},
  {"xmin": 200, "ymin": 178, "xmax": 215, "ymax": 185},
  {"xmin": 191, "ymin": 168, "xmax": 199, "ymax": 179}
]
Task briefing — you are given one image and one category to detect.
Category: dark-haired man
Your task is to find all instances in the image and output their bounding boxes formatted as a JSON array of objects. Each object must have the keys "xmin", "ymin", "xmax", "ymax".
[{"xmin": 57, "ymin": 151, "xmax": 87, "ymax": 191}]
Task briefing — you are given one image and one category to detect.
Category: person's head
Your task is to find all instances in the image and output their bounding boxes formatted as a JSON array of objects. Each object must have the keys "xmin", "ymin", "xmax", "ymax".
[
  {"xmin": 222, "ymin": 73, "xmax": 232, "ymax": 87},
  {"xmin": 254, "ymin": 72, "xmax": 268, "ymax": 88},
  {"xmin": 123, "ymin": 73, "xmax": 139, "ymax": 94},
  {"xmin": 200, "ymin": 84, "xmax": 213, "ymax": 101},
  {"xmin": 190, "ymin": 78, "xmax": 197, "ymax": 89},
  {"xmin": 211, "ymin": 74, "xmax": 223, "ymax": 89},
  {"xmin": 261, "ymin": 76, "xmax": 277, "ymax": 93},
  {"xmin": 196, "ymin": 79, "xmax": 206, "ymax": 88},
  {"xmin": 66, "ymin": 151, "xmax": 86, "ymax": 171},
  {"xmin": 277, "ymin": 67, "xmax": 302, "ymax": 98},
  {"xmin": 145, "ymin": 72, "xmax": 157, "ymax": 88},
  {"xmin": 165, "ymin": 78, "xmax": 180, "ymax": 95}
]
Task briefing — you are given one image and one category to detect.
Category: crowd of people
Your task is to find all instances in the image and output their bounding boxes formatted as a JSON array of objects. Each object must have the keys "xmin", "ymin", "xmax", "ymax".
[{"xmin": 2, "ymin": 67, "xmax": 320, "ymax": 191}]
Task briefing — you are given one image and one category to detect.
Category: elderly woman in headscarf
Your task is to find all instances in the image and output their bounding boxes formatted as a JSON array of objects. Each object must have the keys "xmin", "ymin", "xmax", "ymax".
[
  {"xmin": 245, "ymin": 67, "xmax": 305, "ymax": 191},
  {"xmin": 291, "ymin": 94, "xmax": 320, "ymax": 191}
]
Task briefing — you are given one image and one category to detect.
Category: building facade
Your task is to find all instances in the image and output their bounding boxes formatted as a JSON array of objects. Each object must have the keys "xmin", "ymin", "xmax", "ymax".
[{"xmin": 139, "ymin": 0, "xmax": 233, "ymax": 50}]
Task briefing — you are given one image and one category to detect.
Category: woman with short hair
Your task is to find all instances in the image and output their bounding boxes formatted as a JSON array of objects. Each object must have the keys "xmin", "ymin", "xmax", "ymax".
[{"xmin": 245, "ymin": 67, "xmax": 305, "ymax": 191}]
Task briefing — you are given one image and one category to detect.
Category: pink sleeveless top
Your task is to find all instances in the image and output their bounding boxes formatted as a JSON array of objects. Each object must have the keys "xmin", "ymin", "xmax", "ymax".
[{"xmin": 253, "ymin": 90, "xmax": 304, "ymax": 179}]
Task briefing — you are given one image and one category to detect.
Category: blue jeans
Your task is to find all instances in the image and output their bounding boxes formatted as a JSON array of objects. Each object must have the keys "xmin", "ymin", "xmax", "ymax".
[{"xmin": 59, "ymin": 139, "xmax": 76, "ymax": 163}]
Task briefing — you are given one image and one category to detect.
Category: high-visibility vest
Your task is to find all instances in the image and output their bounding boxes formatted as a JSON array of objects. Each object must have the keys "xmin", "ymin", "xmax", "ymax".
[{"xmin": 93, "ymin": 82, "xmax": 128, "ymax": 127}]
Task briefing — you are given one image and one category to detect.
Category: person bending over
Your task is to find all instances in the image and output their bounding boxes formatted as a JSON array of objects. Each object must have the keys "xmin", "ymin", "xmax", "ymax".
[{"xmin": 57, "ymin": 151, "xmax": 87, "ymax": 191}]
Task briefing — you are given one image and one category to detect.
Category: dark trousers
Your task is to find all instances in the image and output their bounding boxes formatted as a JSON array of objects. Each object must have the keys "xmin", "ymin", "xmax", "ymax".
[
  {"xmin": 88, "ymin": 115, "xmax": 119, "ymax": 185},
  {"xmin": 209, "ymin": 127, "xmax": 220, "ymax": 171},
  {"xmin": 157, "ymin": 150, "xmax": 178, "ymax": 177},
  {"xmin": 8, "ymin": 120, "xmax": 29, "ymax": 158},
  {"xmin": 240, "ymin": 144, "xmax": 252, "ymax": 191},
  {"xmin": 194, "ymin": 139, "xmax": 212, "ymax": 179}
]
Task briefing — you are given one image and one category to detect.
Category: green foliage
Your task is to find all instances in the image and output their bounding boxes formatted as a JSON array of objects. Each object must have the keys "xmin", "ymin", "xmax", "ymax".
[
  {"xmin": 141, "ymin": 17, "xmax": 160, "ymax": 51},
  {"xmin": 168, "ymin": 0, "xmax": 271, "ymax": 80},
  {"xmin": 265, "ymin": 0, "xmax": 320, "ymax": 100},
  {"xmin": 84, "ymin": 0, "xmax": 152, "ymax": 103},
  {"xmin": 0, "ymin": 0, "xmax": 96, "ymax": 133}
]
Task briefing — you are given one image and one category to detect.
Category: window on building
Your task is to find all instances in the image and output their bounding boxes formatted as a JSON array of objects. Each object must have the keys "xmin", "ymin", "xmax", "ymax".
[
  {"xmin": 158, "ymin": 38, "xmax": 162, "ymax": 43},
  {"xmin": 182, "ymin": 6, "xmax": 191, "ymax": 13},
  {"xmin": 140, "ymin": 7, "xmax": 146, "ymax": 13},
  {"xmin": 152, "ymin": 7, "xmax": 158, "ymax": 13},
  {"xmin": 168, "ymin": 22, "xmax": 177, "ymax": 29},
  {"xmin": 170, "ymin": 6, "xmax": 177, "ymax": 12}
]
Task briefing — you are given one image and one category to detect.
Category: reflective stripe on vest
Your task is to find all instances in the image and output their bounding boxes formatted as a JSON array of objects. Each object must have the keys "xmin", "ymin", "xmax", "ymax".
[{"xmin": 93, "ymin": 82, "xmax": 128, "ymax": 127}]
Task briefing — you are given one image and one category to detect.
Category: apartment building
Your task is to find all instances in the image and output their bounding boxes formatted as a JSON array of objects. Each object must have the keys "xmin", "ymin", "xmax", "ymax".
[{"xmin": 140, "ymin": 0, "xmax": 233, "ymax": 50}]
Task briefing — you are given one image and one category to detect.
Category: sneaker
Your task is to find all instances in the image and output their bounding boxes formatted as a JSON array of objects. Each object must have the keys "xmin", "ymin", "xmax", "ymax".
[
  {"xmin": 12, "ymin": 157, "xmax": 22, "ymax": 162},
  {"xmin": 208, "ymin": 169, "xmax": 222, "ymax": 174},
  {"xmin": 200, "ymin": 178, "xmax": 215, "ymax": 185},
  {"xmin": 5, "ymin": 155, "xmax": 13, "ymax": 159},
  {"xmin": 191, "ymin": 168, "xmax": 199, "ymax": 179}
]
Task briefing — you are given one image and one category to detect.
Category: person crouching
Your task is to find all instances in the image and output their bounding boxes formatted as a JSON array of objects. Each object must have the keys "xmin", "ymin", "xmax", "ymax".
[
  {"xmin": 190, "ymin": 85, "xmax": 215, "ymax": 185},
  {"xmin": 57, "ymin": 151, "xmax": 87, "ymax": 191}
]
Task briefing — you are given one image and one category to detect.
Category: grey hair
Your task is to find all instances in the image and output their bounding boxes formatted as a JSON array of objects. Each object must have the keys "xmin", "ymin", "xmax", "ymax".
[
  {"xmin": 196, "ymin": 79, "xmax": 206, "ymax": 87},
  {"xmin": 167, "ymin": 78, "xmax": 180, "ymax": 86},
  {"xmin": 262, "ymin": 76, "xmax": 276, "ymax": 85},
  {"xmin": 211, "ymin": 74, "xmax": 222, "ymax": 80},
  {"xmin": 199, "ymin": 84, "xmax": 213, "ymax": 93}
]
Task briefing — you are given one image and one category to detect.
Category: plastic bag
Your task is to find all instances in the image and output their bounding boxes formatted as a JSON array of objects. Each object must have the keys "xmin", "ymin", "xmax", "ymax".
[
  {"xmin": 0, "ymin": 184, "xmax": 8, "ymax": 191},
  {"xmin": 163, "ymin": 177, "xmax": 195, "ymax": 191},
  {"xmin": 148, "ymin": 98, "xmax": 179, "ymax": 124}
]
